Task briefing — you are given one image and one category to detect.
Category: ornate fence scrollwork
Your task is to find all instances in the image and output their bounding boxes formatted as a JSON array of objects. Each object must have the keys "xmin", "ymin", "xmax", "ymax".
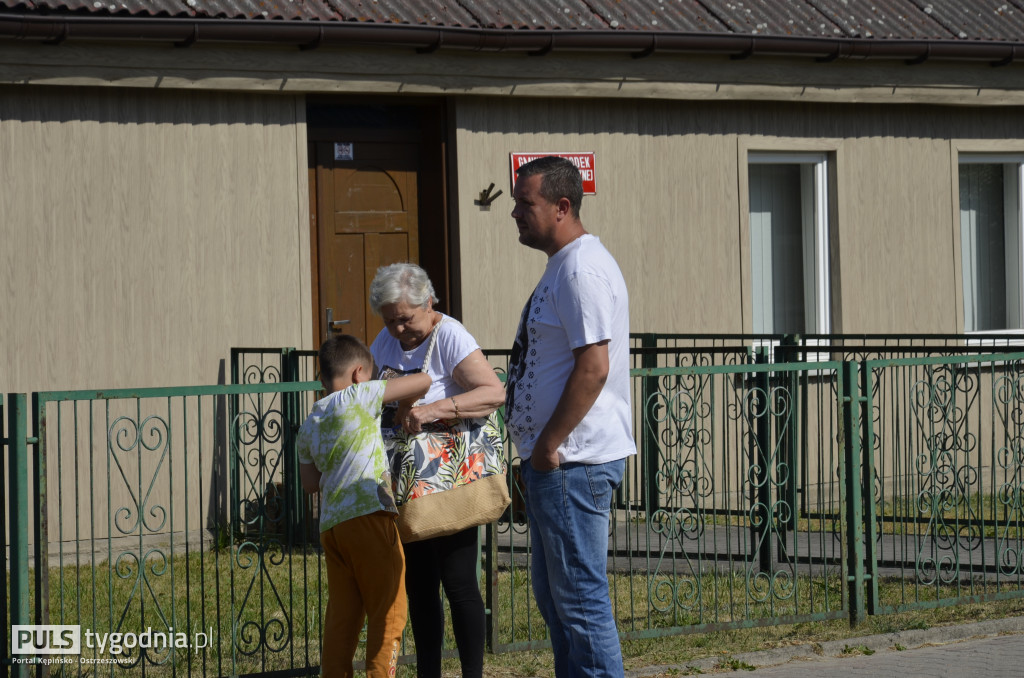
[
  {"xmin": 993, "ymin": 360, "xmax": 1024, "ymax": 577},
  {"xmin": 106, "ymin": 414, "xmax": 174, "ymax": 669},
  {"xmin": 908, "ymin": 365, "xmax": 982, "ymax": 586},
  {"xmin": 229, "ymin": 387, "xmax": 296, "ymax": 664},
  {"xmin": 643, "ymin": 371, "xmax": 715, "ymax": 617},
  {"xmin": 638, "ymin": 363, "xmax": 810, "ymax": 622},
  {"xmin": 741, "ymin": 381, "xmax": 797, "ymax": 611}
]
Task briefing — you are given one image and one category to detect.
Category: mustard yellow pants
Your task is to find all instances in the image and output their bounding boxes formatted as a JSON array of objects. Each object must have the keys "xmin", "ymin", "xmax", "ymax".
[{"xmin": 320, "ymin": 511, "xmax": 407, "ymax": 678}]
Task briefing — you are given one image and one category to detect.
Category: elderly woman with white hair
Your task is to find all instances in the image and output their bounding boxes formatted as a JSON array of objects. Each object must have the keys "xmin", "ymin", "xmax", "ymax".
[{"xmin": 368, "ymin": 262, "xmax": 504, "ymax": 678}]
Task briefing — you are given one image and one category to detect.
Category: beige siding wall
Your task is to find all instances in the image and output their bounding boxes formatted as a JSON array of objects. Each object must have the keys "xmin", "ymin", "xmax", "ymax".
[
  {"xmin": 833, "ymin": 135, "xmax": 957, "ymax": 332},
  {"xmin": 0, "ymin": 85, "xmax": 312, "ymax": 393},
  {"xmin": 453, "ymin": 98, "xmax": 1024, "ymax": 348}
]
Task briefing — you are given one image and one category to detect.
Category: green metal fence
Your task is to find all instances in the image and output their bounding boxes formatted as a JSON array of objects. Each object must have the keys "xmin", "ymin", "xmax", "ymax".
[
  {"xmin": 8, "ymin": 347, "xmax": 1024, "ymax": 676},
  {"xmin": 5, "ymin": 383, "xmax": 327, "ymax": 677},
  {"xmin": 861, "ymin": 353, "xmax": 1024, "ymax": 614},
  {"xmin": 492, "ymin": 357, "xmax": 851, "ymax": 654},
  {"xmin": 230, "ymin": 348, "xmax": 320, "ymax": 388}
]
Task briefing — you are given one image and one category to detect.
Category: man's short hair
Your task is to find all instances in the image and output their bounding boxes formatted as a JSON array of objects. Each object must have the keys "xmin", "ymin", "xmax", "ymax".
[
  {"xmin": 515, "ymin": 156, "xmax": 583, "ymax": 218},
  {"xmin": 318, "ymin": 334, "xmax": 374, "ymax": 383}
]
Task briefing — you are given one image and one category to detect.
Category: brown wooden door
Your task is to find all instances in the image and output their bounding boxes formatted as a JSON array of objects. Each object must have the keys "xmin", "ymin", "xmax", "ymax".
[{"xmin": 314, "ymin": 140, "xmax": 420, "ymax": 345}]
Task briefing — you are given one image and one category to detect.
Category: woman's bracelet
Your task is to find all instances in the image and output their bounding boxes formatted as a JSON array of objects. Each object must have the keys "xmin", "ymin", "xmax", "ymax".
[{"xmin": 451, "ymin": 396, "xmax": 461, "ymax": 419}]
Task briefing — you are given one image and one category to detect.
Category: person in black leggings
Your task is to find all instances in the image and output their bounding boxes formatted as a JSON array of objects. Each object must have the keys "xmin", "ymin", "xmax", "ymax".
[
  {"xmin": 403, "ymin": 526, "xmax": 485, "ymax": 678},
  {"xmin": 367, "ymin": 263, "xmax": 505, "ymax": 678}
]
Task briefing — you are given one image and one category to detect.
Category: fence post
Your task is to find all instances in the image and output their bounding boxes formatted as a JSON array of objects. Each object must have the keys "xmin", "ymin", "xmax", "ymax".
[
  {"xmin": 31, "ymin": 393, "xmax": 49, "ymax": 640},
  {"xmin": 779, "ymin": 335, "xmax": 802, "ymax": 539},
  {"xmin": 840, "ymin": 361, "xmax": 867, "ymax": 626},
  {"xmin": 8, "ymin": 394, "xmax": 30, "ymax": 677},
  {"xmin": 0, "ymin": 396, "xmax": 6, "ymax": 673},
  {"xmin": 639, "ymin": 333, "xmax": 660, "ymax": 517},
  {"xmin": 282, "ymin": 348, "xmax": 303, "ymax": 545},
  {"xmin": 753, "ymin": 347, "xmax": 774, "ymax": 575},
  {"xmin": 860, "ymin": 362, "xmax": 880, "ymax": 616}
]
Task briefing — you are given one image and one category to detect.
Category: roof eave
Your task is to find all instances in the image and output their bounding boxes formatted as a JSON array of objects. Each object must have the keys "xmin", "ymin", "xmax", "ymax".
[{"xmin": 0, "ymin": 14, "xmax": 1021, "ymax": 66}]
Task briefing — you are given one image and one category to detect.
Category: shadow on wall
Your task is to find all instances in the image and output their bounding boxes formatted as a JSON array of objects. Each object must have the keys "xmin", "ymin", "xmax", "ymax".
[
  {"xmin": 0, "ymin": 82, "xmax": 298, "ymax": 127},
  {"xmin": 208, "ymin": 358, "xmax": 229, "ymax": 538},
  {"xmin": 458, "ymin": 96, "xmax": 1024, "ymax": 142}
]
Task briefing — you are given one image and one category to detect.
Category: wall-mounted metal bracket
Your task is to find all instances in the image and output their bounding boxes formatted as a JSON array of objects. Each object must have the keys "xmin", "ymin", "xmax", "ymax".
[{"xmin": 475, "ymin": 183, "xmax": 504, "ymax": 206}]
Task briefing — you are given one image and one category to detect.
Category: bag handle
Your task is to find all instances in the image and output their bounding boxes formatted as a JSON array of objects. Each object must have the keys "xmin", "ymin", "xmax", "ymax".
[{"xmin": 420, "ymin": 315, "xmax": 446, "ymax": 372}]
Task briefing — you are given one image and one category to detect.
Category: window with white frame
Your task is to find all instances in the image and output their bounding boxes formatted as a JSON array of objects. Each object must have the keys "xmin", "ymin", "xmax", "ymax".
[
  {"xmin": 748, "ymin": 153, "xmax": 832, "ymax": 336},
  {"xmin": 959, "ymin": 154, "xmax": 1024, "ymax": 333}
]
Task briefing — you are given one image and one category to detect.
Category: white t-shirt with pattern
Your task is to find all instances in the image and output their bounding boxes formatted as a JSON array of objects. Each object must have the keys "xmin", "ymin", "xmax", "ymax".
[{"xmin": 505, "ymin": 234, "xmax": 636, "ymax": 464}]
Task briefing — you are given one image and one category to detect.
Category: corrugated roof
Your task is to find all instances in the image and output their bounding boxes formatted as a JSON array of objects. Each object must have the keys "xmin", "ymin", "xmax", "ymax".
[
  {"xmin": 326, "ymin": 0, "xmax": 477, "ymax": 26},
  {"xmin": 699, "ymin": 0, "xmax": 841, "ymax": 37},
  {"xmin": 192, "ymin": 1, "xmax": 337, "ymax": 21},
  {"xmin": 0, "ymin": 0, "xmax": 339, "ymax": 19},
  {"xmin": 23, "ymin": 0, "xmax": 193, "ymax": 16},
  {"xmin": 808, "ymin": 0, "xmax": 954, "ymax": 40},
  {"xmin": 585, "ymin": 0, "xmax": 727, "ymax": 32},
  {"xmin": 3, "ymin": 0, "xmax": 1024, "ymax": 44},
  {"xmin": 460, "ymin": 0, "xmax": 608, "ymax": 30},
  {"xmin": 913, "ymin": 0, "xmax": 1024, "ymax": 42}
]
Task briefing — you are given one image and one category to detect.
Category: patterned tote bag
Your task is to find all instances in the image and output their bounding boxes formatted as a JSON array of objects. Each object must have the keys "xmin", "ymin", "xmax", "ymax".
[{"xmin": 383, "ymin": 318, "xmax": 510, "ymax": 542}]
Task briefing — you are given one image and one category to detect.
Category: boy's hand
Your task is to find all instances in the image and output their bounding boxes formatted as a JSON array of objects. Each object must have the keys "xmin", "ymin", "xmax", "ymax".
[{"xmin": 393, "ymin": 402, "xmax": 413, "ymax": 429}]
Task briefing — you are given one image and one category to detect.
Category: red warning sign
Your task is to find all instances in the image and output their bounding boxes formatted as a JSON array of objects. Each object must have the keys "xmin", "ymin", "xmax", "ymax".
[{"xmin": 510, "ymin": 152, "xmax": 597, "ymax": 195}]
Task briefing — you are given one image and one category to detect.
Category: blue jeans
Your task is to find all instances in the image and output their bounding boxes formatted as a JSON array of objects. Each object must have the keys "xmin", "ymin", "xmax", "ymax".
[{"xmin": 522, "ymin": 459, "xmax": 626, "ymax": 678}]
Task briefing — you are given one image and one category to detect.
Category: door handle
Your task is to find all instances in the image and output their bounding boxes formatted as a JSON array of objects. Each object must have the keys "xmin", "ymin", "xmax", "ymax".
[{"xmin": 324, "ymin": 308, "xmax": 351, "ymax": 340}]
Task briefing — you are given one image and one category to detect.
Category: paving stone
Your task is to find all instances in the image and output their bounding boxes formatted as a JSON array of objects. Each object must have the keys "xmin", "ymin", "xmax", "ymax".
[
  {"xmin": 723, "ymin": 634, "xmax": 1024, "ymax": 677},
  {"xmin": 625, "ymin": 616, "xmax": 1024, "ymax": 678}
]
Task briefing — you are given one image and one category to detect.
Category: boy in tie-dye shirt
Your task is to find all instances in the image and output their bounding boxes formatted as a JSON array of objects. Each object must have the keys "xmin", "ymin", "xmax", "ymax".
[{"xmin": 298, "ymin": 334, "xmax": 430, "ymax": 678}]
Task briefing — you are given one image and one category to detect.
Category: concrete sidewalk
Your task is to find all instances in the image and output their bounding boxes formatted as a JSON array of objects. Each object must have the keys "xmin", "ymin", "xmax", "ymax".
[{"xmin": 626, "ymin": 616, "xmax": 1024, "ymax": 677}]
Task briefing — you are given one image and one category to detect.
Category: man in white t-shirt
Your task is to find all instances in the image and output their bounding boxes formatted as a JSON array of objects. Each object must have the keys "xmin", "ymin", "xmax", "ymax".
[{"xmin": 506, "ymin": 156, "xmax": 636, "ymax": 678}]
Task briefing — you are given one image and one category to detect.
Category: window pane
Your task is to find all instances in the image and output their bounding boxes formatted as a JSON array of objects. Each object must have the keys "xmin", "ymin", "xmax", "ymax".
[
  {"xmin": 960, "ymin": 163, "xmax": 1006, "ymax": 331},
  {"xmin": 750, "ymin": 164, "xmax": 806, "ymax": 334}
]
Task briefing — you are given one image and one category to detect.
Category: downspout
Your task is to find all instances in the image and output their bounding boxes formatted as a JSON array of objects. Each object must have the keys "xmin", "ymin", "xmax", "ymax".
[{"xmin": 0, "ymin": 13, "xmax": 1021, "ymax": 66}]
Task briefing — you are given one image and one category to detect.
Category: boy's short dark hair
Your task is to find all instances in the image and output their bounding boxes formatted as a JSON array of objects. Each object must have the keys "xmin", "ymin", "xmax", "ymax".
[{"xmin": 318, "ymin": 334, "xmax": 374, "ymax": 382}]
